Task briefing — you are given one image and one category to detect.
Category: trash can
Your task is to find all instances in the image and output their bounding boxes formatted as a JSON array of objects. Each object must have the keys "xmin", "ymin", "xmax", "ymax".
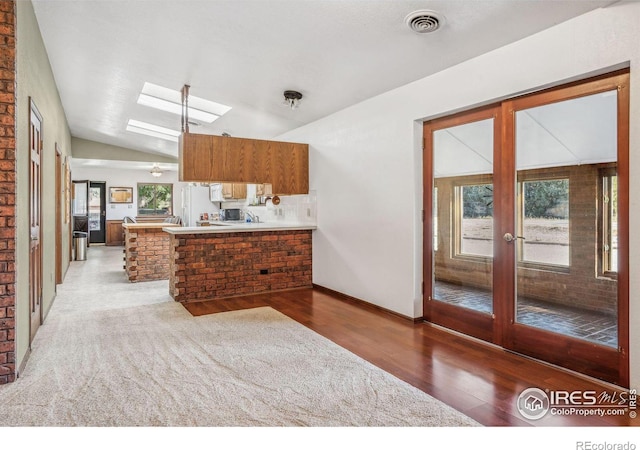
[{"xmin": 73, "ymin": 231, "xmax": 88, "ymax": 261}]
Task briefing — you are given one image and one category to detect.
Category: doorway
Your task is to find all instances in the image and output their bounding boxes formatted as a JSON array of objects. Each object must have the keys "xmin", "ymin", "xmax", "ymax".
[
  {"xmin": 423, "ymin": 70, "xmax": 629, "ymax": 387},
  {"xmin": 89, "ymin": 181, "xmax": 106, "ymax": 244},
  {"xmin": 29, "ymin": 99, "xmax": 43, "ymax": 343}
]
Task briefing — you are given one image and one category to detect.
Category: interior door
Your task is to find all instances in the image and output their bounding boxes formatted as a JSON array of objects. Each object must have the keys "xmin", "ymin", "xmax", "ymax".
[
  {"xmin": 501, "ymin": 72, "xmax": 629, "ymax": 387},
  {"xmin": 29, "ymin": 99, "xmax": 43, "ymax": 342},
  {"xmin": 423, "ymin": 70, "xmax": 629, "ymax": 387},
  {"xmin": 89, "ymin": 181, "xmax": 106, "ymax": 244}
]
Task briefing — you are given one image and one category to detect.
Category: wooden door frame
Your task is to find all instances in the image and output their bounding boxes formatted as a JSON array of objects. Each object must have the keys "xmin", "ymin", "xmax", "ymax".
[
  {"xmin": 422, "ymin": 104, "xmax": 501, "ymax": 343},
  {"xmin": 500, "ymin": 70, "xmax": 630, "ymax": 387},
  {"xmin": 422, "ymin": 69, "xmax": 630, "ymax": 387},
  {"xmin": 55, "ymin": 145, "xmax": 62, "ymax": 285},
  {"xmin": 89, "ymin": 181, "xmax": 107, "ymax": 244},
  {"xmin": 29, "ymin": 98, "xmax": 43, "ymax": 344}
]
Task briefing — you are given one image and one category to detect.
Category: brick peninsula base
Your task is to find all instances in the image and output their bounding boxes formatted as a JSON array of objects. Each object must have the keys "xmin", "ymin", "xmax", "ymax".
[
  {"xmin": 123, "ymin": 223, "xmax": 180, "ymax": 282},
  {"xmin": 168, "ymin": 229, "xmax": 312, "ymax": 303}
]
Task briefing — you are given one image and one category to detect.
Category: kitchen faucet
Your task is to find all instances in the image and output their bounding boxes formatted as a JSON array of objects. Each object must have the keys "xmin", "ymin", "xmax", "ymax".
[{"xmin": 245, "ymin": 211, "xmax": 260, "ymax": 223}]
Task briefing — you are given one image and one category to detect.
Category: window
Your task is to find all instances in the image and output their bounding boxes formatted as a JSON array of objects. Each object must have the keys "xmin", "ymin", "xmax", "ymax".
[
  {"xmin": 519, "ymin": 178, "xmax": 569, "ymax": 267},
  {"xmin": 137, "ymin": 183, "xmax": 173, "ymax": 216},
  {"xmin": 455, "ymin": 183, "xmax": 493, "ymax": 258},
  {"xmin": 600, "ymin": 169, "xmax": 618, "ymax": 275}
]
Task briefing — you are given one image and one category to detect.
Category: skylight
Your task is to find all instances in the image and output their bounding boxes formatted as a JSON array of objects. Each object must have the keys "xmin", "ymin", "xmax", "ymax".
[
  {"xmin": 126, "ymin": 119, "xmax": 180, "ymax": 142},
  {"xmin": 137, "ymin": 82, "xmax": 232, "ymax": 123}
]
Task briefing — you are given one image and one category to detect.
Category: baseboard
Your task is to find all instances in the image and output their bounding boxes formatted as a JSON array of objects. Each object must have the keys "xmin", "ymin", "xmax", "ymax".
[
  {"xmin": 312, "ymin": 284, "xmax": 423, "ymax": 323},
  {"xmin": 17, "ymin": 347, "xmax": 31, "ymax": 379}
]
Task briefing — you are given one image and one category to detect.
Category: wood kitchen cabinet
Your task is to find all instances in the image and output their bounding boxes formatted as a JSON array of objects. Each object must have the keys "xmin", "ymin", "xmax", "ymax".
[
  {"xmin": 255, "ymin": 183, "xmax": 272, "ymax": 197},
  {"xmin": 179, "ymin": 133, "xmax": 308, "ymax": 195},
  {"xmin": 106, "ymin": 220, "xmax": 124, "ymax": 246},
  {"xmin": 221, "ymin": 183, "xmax": 247, "ymax": 200}
]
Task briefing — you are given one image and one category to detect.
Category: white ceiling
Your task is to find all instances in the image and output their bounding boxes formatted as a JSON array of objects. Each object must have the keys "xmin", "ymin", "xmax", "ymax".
[
  {"xmin": 434, "ymin": 91, "xmax": 618, "ymax": 178},
  {"xmin": 32, "ymin": 0, "xmax": 615, "ymax": 163}
]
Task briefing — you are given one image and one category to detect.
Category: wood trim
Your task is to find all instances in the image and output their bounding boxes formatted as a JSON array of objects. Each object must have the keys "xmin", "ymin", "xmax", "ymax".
[
  {"xmin": 615, "ymin": 72, "xmax": 630, "ymax": 387},
  {"xmin": 422, "ymin": 104, "xmax": 500, "ymax": 338},
  {"xmin": 312, "ymin": 284, "xmax": 421, "ymax": 323},
  {"xmin": 55, "ymin": 146, "xmax": 62, "ymax": 285}
]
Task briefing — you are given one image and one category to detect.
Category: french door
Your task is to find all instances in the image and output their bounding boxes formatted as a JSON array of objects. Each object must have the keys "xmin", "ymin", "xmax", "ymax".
[{"xmin": 423, "ymin": 70, "xmax": 629, "ymax": 387}]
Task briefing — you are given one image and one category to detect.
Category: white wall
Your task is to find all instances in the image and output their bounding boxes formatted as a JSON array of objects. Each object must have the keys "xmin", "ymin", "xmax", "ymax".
[
  {"xmin": 278, "ymin": 1, "xmax": 640, "ymax": 388},
  {"xmin": 70, "ymin": 166, "xmax": 189, "ymax": 220}
]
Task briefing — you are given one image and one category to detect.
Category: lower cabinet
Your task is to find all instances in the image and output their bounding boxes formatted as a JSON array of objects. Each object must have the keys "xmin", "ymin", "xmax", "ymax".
[{"xmin": 106, "ymin": 220, "xmax": 124, "ymax": 246}]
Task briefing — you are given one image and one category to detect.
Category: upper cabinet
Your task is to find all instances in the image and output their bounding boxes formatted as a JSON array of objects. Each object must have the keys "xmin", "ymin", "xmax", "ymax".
[
  {"xmin": 179, "ymin": 133, "xmax": 309, "ymax": 195},
  {"xmin": 221, "ymin": 183, "xmax": 247, "ymax": 200}
]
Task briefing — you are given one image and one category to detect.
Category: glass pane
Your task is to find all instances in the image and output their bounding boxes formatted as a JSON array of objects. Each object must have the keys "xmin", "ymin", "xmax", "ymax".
[
  {"xmin": 138, "ymin": 184, "xmax": 173, "ymax": 215},
  {"xmin": 89, "ymin": 187, "xmax": 101, "ymax": 231},
  {"xmin": 514, "ymin": 91, "xmax": 618, "ymax": 348},
  {"xmin": 432, "ymin": 118, "xmax": 494, "ymax": 315},
  {"xmin": 610, "ymin": 175, "xmax": 618, "ymax": 272},
  {"xmin": 521, "ymin": 179, "xmax": 569, "ymax": 266},
  {"xmin": 72, "ymin": 181, "xmax": 88, "ymax": 215},
  {"xmin": 459, "ymin": 184, "xmax": 493, "ymax": 257}
]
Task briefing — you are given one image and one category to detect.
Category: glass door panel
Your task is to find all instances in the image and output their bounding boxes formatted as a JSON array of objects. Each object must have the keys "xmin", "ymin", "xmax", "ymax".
[
  {"xmin": 432, "ymin": 118, "xmax": 494, "ymax": 315},
  {"xmin": 89, "ymin": 186, "xmax": 102, "ymax": 232},
  {"xmin": 513, "ymin": 91, "xmax": 618, "ymax": 348}
]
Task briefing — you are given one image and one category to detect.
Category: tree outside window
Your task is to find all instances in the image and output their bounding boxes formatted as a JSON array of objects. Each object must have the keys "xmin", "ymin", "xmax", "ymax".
[{"xmin": 137, "ymin": 183, "xmax": 172, "ymax": 216}]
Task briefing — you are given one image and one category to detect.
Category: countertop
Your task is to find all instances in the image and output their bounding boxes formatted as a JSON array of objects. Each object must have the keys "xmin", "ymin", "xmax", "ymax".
[
  {"xmin": 162, "ymin": 222, "xmax": 316, "ymax": 234},
  {"xmin": 122, "ymin": 223, "xmax": 181, "ymax": 229}
]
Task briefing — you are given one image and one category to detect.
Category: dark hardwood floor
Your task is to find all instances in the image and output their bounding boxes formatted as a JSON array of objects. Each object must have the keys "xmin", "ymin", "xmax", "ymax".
[{"xmin": 183, "ymin": 287, "xmax": 637, "ymax": 427}]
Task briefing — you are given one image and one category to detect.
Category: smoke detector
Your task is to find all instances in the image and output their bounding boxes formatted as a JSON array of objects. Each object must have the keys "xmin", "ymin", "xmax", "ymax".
[{"xmin": 405, "ymin": 10, "xmax": 444, "ymax": 34}]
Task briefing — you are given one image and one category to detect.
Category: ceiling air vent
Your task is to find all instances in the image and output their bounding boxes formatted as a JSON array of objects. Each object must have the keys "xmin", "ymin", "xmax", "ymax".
[{"xmin": 405, "ymin": 10, "xmax": 444, "ymax": 34}]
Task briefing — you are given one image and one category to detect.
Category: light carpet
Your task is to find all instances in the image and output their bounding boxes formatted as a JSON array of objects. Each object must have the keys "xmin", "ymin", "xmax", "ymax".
[{"xmin": 0, "ymin": 247, "xmax": 479, "ymax": 427}]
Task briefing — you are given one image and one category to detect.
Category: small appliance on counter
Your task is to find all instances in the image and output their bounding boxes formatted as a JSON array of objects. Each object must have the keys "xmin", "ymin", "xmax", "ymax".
[{"xmin": 220, "ymin": 208, "xmax": 242, "ymax": 222}]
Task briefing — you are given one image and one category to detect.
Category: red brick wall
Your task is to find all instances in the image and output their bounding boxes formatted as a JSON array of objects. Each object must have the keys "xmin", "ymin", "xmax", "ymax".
[
  {"xmin": 170, "ymin": 230, "xmax": 312, "ymax": 303},
  {"xmin": 123, "ymin": 227, "xmax": 173, "ymax": 282},
  {"xmin": 0, "ymin": 0, "xmax": 15, "ymax": 385}
]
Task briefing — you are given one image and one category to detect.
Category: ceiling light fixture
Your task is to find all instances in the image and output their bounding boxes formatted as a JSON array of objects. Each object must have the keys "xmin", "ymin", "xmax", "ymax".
[
  {"xmin": 150, "ymin": 163, "xmax": 163, "ymax": 177},
  {"xmin": 126, "ymin": 119, "xmax": 181, "ymax": 142},
  {"xmin": 138, "ymin": 82, "xmax": 231, "ymax": 123},
  {"xmin": 283, "ymin": 90, "xmax": 303, "ymax": 110}
]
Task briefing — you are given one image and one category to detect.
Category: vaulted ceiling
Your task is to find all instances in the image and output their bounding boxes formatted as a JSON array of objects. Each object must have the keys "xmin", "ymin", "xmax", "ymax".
[{"xmin": 32, "ymin": 0, "xmax": 615, "ymax": 163}]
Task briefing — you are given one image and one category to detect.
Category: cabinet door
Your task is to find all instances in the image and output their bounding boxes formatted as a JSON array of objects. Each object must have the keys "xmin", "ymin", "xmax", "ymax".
[
  {"xmin": 210, "ymin": 183, "xmax": 224, "ymax": 201},
  {"xmin": 106, "ymin": 220, "xmax": 124, "ymax": 246},
  {"xmin": 233, "ymin": 184, "xmax": 247, "ymax": 199},
  {"xmin": 222, "ymin": 183, "xmax": 233, "ymax": 199}
]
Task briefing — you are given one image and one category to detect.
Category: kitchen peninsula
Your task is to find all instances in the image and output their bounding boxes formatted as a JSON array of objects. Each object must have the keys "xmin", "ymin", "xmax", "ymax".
[
  {"xmin": 164, "ymin": 223, "xmax": 315, "ymax": 303},
  {"xmin": 122, "ymin": 222, "xmax": 181, "ymax": 282}
]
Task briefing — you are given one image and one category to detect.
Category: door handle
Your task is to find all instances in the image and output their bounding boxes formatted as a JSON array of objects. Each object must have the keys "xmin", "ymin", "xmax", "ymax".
[{"xmin": 503, "ymin": 233, "xmax": 525, "ymax": 243}]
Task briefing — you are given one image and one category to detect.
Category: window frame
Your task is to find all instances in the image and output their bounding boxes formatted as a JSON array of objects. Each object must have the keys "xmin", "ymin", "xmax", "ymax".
[
  {"xmin": 516, "ymin": 171, "xmax": 570, "ymax": 271},
  {"xmin": 136, "ymin": 182, "xmax": 173, "ymax": 217},
  {"xmin": 452, "ymin": 175, "xmax": 494, "ymax": 262},
  {"xmin": 598, "ymin": 166, "xmax": 618, "ymax": 279}
]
